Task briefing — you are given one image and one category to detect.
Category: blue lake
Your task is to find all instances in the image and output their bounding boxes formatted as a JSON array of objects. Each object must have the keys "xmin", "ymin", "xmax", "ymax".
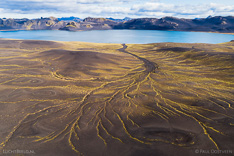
[{"xmin": 0, "ymin": 30, "xmax": 233, "ymax": 44}]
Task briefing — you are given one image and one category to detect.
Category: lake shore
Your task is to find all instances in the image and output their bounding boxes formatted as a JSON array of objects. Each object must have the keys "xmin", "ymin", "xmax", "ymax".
[
  {"xmin": 206, "ymin": 31, "xmax": 234, "ymax": 35},
  {"xmin": 0, "ymin": 39, "xmax": 234, "ymax": 156}
]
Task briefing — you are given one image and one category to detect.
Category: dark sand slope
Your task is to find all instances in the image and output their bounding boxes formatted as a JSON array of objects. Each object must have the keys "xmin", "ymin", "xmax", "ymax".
[{"xmin": 0, "ymin": 39, "xmax": 233, "ymax": 156}]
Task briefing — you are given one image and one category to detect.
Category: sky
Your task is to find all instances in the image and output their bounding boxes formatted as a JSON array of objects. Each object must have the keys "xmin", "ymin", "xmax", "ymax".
[{"xmin": 0, "ymin": 0, "xmax": 233, "ymax": 19}]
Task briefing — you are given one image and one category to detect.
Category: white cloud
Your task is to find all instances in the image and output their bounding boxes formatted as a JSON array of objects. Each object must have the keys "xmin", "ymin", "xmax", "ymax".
[
  {"xmin": 131, "ymin": 2, "xmax": 234, "ymax": 17},
  {"xmin": 0, "ymin": 1, "xmax": 233, "ymax": 19}
]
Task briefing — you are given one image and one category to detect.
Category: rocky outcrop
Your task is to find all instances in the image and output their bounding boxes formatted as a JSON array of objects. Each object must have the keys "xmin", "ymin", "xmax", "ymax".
[
  {"xmin": 0, "ymin": 17, "xmax": 66, "ymax": 30},
  {"xmin": 59, "ymin": 21, "xmax": 81, "ymax": 31},
  {"xmin": 59, "ymin": 18, "xmax": 114, "ymax": 31}
]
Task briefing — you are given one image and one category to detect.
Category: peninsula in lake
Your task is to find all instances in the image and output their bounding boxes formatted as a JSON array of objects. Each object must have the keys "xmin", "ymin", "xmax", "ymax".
[{"xmin": 1, "ymin": 16, "xmax": 234, "ymax": 33}]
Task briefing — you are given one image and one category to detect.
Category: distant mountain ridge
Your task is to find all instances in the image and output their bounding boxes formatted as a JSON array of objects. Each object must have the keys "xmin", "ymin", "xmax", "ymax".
[
  {"xmin": 0, "ymin": 16, "xmax": 234, "ymax": 33},
  {"xmin": 58, "ymin": 16, "xmax": 82, "ymax": 22},
  {"xmin": 106, "ymin": 17, "xmax": 132, "ymax": 22}
]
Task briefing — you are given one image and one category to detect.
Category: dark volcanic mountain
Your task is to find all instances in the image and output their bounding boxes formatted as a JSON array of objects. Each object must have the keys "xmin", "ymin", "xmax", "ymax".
[
  {"xmin": 0, "ymin": 16, "xmax": 234, "ymax": 33},
  {"xmin": 114, "ymin": 16, "xmax": 234, "ymax": 33}
]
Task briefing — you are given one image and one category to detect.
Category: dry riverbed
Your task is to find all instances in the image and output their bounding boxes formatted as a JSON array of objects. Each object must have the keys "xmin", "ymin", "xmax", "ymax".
[{"xmin": 0, "ymin": 39, "xmax": 234, "ymax": 156}]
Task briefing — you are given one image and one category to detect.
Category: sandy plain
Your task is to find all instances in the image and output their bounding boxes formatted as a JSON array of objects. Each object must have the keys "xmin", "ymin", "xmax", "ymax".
[{"xmin": 0, "ymin": 39, "xmax": 233, "ymax": 156}]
